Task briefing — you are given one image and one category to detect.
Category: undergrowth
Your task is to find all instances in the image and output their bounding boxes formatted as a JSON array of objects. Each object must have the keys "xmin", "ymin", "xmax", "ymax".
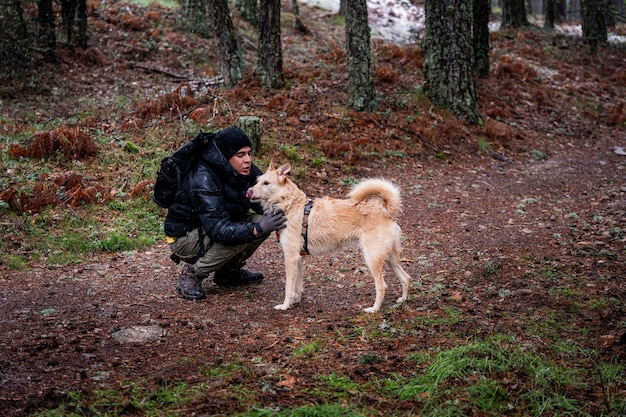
[{"xmin": 33, "ymin": 333, "xmax": 626, "ymax": 417}]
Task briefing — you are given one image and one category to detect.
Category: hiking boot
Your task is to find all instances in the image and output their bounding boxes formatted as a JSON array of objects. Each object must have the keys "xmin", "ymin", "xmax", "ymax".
[
  {"xmin": 213, "ymin": 268, "xmax": 264, "ymax": 287},
  {"xmin": 176, "ymin": 265, "xmax": 206, "ymax": 300}
]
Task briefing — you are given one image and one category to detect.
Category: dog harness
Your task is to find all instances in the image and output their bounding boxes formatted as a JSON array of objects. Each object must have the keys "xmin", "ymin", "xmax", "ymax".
[{"xmin": 300, "ymin": 199, "xmax": 314, "ymax": 256}]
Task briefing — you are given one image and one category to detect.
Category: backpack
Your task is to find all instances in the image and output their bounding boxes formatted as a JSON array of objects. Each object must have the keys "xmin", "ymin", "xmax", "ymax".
[{"xmin": 153, "ymin": 131, "xmax": 215, "ymax": 208}]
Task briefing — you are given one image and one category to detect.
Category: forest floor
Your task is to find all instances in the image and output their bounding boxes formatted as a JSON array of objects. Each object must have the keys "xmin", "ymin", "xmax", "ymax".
[{"xmin": 1, "ymin": 1, "xmax": 626, "ymax": 416}]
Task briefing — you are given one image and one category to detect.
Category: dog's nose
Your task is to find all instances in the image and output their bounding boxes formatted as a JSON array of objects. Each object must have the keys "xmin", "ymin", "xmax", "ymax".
[{"xmin": 246, "ymin": 189, "xmax": 254, "ymax": 199}]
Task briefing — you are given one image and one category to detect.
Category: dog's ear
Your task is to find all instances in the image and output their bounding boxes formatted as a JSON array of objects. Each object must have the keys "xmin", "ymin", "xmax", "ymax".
[
  {"xmin": 268, "ymin": 159, "xmax": 275, "ymax": 171},
  {"xmin": 277, "ymin": 163, "xmax": 291, "ymax": 183}
]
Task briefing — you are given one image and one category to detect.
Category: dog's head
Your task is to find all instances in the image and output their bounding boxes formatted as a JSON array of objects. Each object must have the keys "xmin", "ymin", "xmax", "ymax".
[{"xmin": 246, "ymin": 160, "xmax": 292, "ymax": 210}]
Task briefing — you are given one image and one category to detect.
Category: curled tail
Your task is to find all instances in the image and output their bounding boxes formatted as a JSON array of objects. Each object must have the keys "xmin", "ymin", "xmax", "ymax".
[{"xmin": 347, "ymin": 178, "xmax": 402, "ymax": 218}]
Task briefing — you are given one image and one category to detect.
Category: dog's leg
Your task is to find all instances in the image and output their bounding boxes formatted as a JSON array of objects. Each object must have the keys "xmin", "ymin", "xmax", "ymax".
[
  {"xmin": 362, "ymin": 242, "xmax": 388, "ymax": 313},
  {"xmin": 390, "ymin": 225, "xmax": 410, "ymax": 304},
  {"xmin": 274, "ymin": 254, "xmax": 302, "ymax": 310},
  {"xmin": 388, "ymin": 250, "xmax": 411, "ymax": 304},
  {"xmin": 294, "ymin": 258, "xmax": 305, "ymax": 303}
]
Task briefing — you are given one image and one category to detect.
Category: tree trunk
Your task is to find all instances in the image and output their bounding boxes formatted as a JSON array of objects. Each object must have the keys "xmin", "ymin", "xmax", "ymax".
[
  {"xmin": 554, "ymin": 0, "xmax": 566, "ymax": 23},
  {"xmin": 237, "ymin": 116, "xmax": 262, "ymax": 154},
  {"xmin": 60, "ymin": 0, "xmax": 76, "ymax": 46},
  {"xmin": 37, "ymin": 0, "xmax": 56, "ymax": 60},
  {"xmin": 473, "ymin": 0, "xmax": 490, "ymax": 77},
  {"xmin": 339, "ymin": 0, "xmax": 347, "ymax": 16},
  {"xmin": 258, "ymin": 0, "xmax": 285, "ymax": 88},
  {"xmin": 59, "ymin": 0, "xmax": 87, "ymax": 48},
  {"xmin": 582, "ymin": 0, "xmax": 608, "ymax": 54},
  {"xmin": 181, "ymin": 0, "xmax": 211, "ymax": 37},
  {"xmin": 208, "ymin": 0, "xmax": 246, "ymax": 87},
  {"xmin": 501, "ymin": 0, "xmax": 529, "ymax": 28},
  {"xmin": 75, "ymin": 0, "xmax": 88, "ymax": 48},
  {"xmin": 545, "ymin": 0, "xmax": 555, "ymax": 29},
  {"xmin": 1, "ymin": 0, "xmax": 31, "ymax": 70},
  {"xmin": 236, "ymin": 0, "xmax": 259, "ymax": 28},
  {"xmin": 292, "ymin": 0, "xmax": 308, "ymax": 33},
  {"xmin": 424, "ymin": 0, "xmax": 479, "ymax": 124},
  {"xmin": 345, "ymin": 0, "xmax": 376, "ymax": 112}
]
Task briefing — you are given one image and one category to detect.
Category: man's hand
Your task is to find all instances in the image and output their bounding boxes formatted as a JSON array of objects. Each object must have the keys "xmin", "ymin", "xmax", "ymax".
[{"xmin": 256, "ymin": 211, "xmax": 287, "ymax": 234}]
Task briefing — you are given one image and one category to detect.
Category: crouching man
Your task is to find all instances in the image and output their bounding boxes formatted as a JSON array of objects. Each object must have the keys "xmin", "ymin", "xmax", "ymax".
[{"xmin": 164, "ymin": 126, "xmax": 286, "ymax": 300}]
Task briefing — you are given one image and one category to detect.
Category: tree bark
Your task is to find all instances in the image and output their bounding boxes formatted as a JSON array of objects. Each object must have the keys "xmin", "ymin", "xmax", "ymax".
[
  {"xmin": 424, "ymin": 0, "xmax": 479, "ymax": 124},
  {"xmin": 236, "ymin": 0, "xmax": 259, "ymax": 28},
  {"xmin": 258, "ymin": 0, "xmax": 285, "ymax": 88},
  {"xmin": 473, "ymin": 0, "xmax": 490, "ymax": 77},
  {"xmin": 292, "ymin": 0, "xmax": 308, "ymax": 33},
  {"xmin": 339, "ymin": 0, "xmax": 347, "ymax": 17},
  {"xmin": 1, "ymin": 0, "xmax": 31, "ymax": 70},
  {"xmin": 37, "ymin": 0, "xmax": 56, "ymax": 60},
  {"xmin": 501, "ymin": 0, "xmax": 529, "ymax": 28},
  {"xmin": 75, "ymin": 0, "xmax": 87, "ymax": 48},
  {"xmin": 582, "ymin": 0, "xmax": 608, "ymax": 54},
  {"xmin": 237, "ymin": 116, "xmax": 262, "ymax": 154},
  {"xmin": 545, "ymin": 0, "xmax": 555, "ymax": 29},
  {"xmin": 181, "ymin": 0, "xmax": 211, "ymax": 37},
  {"xmin": 60, "ymin": 0, "xmax": 76, "ymax": 46},
  {"xmin": 208, "ymin": 0, "xmax": 246, "ymax": 87},
  {"xmin": 345, "ymin": 0, "xmax": 376, "ymax": 112},
  {"xmin": 554, "ymin": 0, "xmax": 566, "ymax": 23}
]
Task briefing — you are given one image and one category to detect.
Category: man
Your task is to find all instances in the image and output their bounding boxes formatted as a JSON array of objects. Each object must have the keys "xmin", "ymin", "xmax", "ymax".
[{"xmin": 164, "ymin": 126, "xmax": 287, "ymax": 300}]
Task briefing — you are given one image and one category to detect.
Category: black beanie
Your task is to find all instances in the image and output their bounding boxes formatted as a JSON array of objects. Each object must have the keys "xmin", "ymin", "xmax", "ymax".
[{"xmin": 215, "ymin": 126, "xmax": 253, "ymax": 160}]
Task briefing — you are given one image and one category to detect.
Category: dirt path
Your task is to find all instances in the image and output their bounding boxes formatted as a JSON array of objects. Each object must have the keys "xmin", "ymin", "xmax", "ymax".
[{"xmin": 2, "ymin": 133, "xmax": 625, "ymax": 415}]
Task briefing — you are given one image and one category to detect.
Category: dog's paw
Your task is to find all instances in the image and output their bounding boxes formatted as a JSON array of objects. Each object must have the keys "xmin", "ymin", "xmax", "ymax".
[
  {"xmin": 274, "ymin": 303, "xmax": 290, "ymax": 310},
  {"xmin": 396, "ymin": 296, "xmax": 407, "ymax": 304},
  {"xmin": 363, "ymin": 306, "xmax": 379, "ymax": 313}
]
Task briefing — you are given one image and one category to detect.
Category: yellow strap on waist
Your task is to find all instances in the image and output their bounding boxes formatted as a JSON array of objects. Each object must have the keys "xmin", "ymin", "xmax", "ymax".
[{"xmin": 166, "ymin": 236, "xmax": 176, "ymax": 244}]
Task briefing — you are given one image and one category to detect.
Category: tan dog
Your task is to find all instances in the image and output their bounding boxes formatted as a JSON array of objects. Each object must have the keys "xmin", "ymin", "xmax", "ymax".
[{"xmin": 247, "ymin": 161, "xmax": 411, "ymax": 313}]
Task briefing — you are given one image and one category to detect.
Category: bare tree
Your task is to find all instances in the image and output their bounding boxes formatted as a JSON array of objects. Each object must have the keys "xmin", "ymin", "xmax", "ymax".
[
  {"xmin": 1, "ymin": 0, "xmax": 31, "ymax": 72},
  {"xmin": 235, "ymin": 0, "xmax": 259, "ymax": 28},
  {"xmin": 345, "ymin": 0, "xmax": 376, "ymax": 112},
  {"xmin": 59, "ymin": 0, "xmax": 87, "ymax": 48},
  {"xmin": 545, "ymin": 0, "xmax": 557, "ymax": 29},
  {"xmin": 424, "ymin": 0, "xmax": 479, "ymax": 124},
  {"xmin": 582, "ymin": 0, "xmax": 609, "ymax": 54},
  {"xmin": 208, "ymin": 0, "xmax": 246, "ymax": 87},
  {"xmin": 257, "ymin": 0, "xmax": 284, "ymax": 88},
  {"xmin": 339, "ymin": 0, "xmax": 347, "ymax": 16},
  {"xmin": 181, "ymin": 0, "xmax": 211, "ymax": 37},
  {"xmin": 291, "ymin": 0, "xmax": 308, "ymax": 33},
  {"xmin": 473, "ymin": 0, "xmax": 490, "ymax": 77},
  {"xmin": 501, "ymin": 0, "xmax": 529, "ymax": 28},
  {"xmin": 37, "ymin": 0, "xmax": 56, "ymax": 60}
]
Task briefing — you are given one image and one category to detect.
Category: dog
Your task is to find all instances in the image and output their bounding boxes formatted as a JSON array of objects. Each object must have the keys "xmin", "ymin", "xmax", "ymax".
[{"xmin": 246, "ymin": 161, "xmax": 411, "ymax": 313}]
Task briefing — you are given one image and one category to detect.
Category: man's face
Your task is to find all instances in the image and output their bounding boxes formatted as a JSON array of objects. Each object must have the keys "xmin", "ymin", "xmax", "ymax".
[{"xmin": 228, "ymin": 146, "xmax": 253, "ymax": 176}]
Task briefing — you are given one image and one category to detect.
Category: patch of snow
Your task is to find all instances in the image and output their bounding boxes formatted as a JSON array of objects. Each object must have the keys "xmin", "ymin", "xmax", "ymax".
[
  {"xmin": 299, "ymin": 0, "xmax": 423, "ymax": 44},
  {"xmin": 299, "ymin": 0, "xmax": 626, "ymax": 45},
  {"xmin": 556, "ymin": 24, "xmax": 626, "ymax": 44},
  {"xmin": 300, "ymin": 0, "xmax": 339, "ymax": 13}
]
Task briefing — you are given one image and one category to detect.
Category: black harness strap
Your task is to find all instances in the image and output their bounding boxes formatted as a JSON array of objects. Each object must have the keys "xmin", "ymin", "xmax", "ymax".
[{"xmin": 300, "ymin": 199, "xmax": 314, "ymax": 256}]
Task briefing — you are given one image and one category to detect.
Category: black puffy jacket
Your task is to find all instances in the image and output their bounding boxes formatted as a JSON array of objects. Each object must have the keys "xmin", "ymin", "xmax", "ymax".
[{"xmin": 164, "ymin": 139, "xmax": 263, "ymax": 245}]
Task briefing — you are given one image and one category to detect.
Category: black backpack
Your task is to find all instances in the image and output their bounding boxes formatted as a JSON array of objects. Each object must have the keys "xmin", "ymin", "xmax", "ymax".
[{"xmin": 153, "ymin": 131, "xmax": 215, "ymax": 208}]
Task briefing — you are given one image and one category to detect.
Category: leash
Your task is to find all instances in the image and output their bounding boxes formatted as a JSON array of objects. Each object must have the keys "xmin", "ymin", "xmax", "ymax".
[{"xmin": 300, "ymin": 198, "xmax": 314, "ymax": 256}]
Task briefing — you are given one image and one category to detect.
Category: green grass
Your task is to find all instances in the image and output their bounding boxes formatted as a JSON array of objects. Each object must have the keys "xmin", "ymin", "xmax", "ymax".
[
  {"xmin": 383, "ymin": 335, "xmax": 597, "ymax": 416},
  {"xmin": 291, "ymin": 340, "xmax": 323, "ymax": 358},
  {"xmin": 30, "ymin": 332, "xmax": 626, "ymax": 417},
  {"xmin": 33, "ymin": 380, "xmax": 199, "ymax": 417},
  {"xmin": 238, "ymin": 403, "xmax": 366, "ymax": 417},
  {"xmin": 1, "ymin": 197, "xmax": 162, "ymax": 266}
]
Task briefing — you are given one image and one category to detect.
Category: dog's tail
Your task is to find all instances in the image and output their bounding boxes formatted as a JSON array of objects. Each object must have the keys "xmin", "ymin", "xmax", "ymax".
[{"xmin": 348, "ymin": 178, "xmax": 401, "ymax": 218}]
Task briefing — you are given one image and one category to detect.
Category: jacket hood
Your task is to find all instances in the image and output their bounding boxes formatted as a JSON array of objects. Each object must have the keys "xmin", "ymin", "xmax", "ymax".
[{"xmin": 201, "ymin": 139, "xmax": 246, "ymax": 178}]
